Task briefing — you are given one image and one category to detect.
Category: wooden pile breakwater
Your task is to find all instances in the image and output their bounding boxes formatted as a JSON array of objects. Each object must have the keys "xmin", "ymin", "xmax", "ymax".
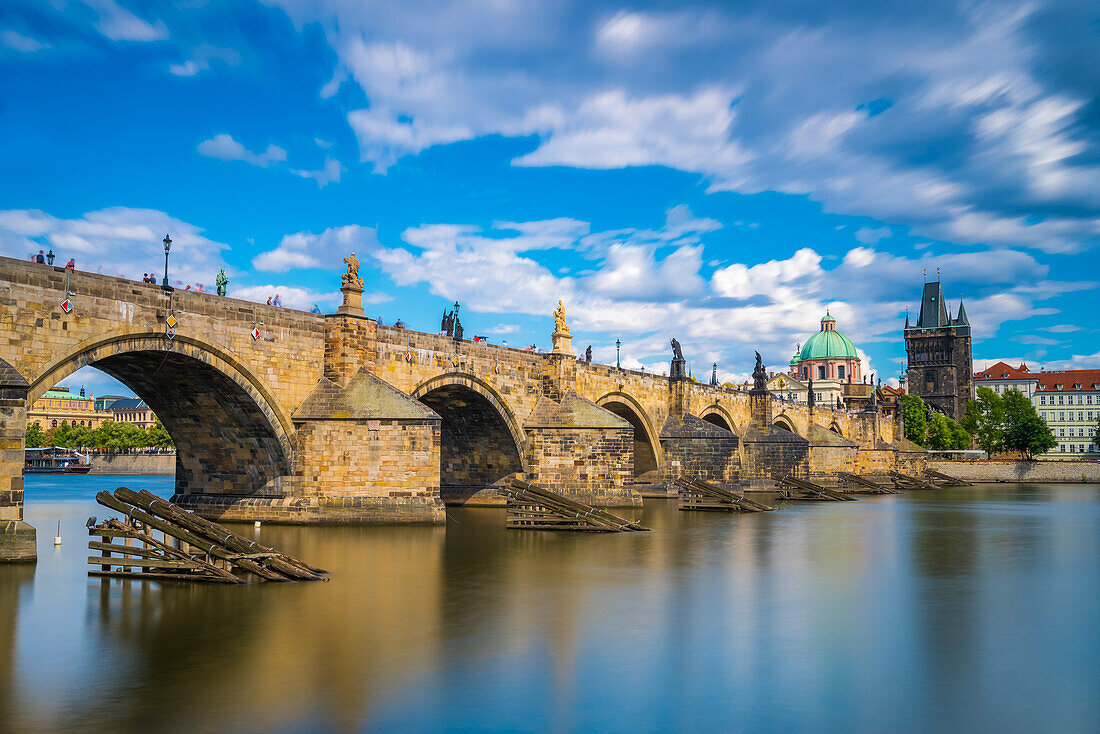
[
  {"xmin": 88, "ymin": 487, "xmax": 328, "ymax": 583},
  {"xmin": 673, "ymin": 477, "xmax": 775, "ymax": 512},
  {"xmin": 888, "ymin": 471, "xmax": 940, "ymax": 490},
  {"xmin": 502, "ymin": 479, "xmax": 650, "ymax": 532},
  {"xmin": 779, "ymin": 475, "xmax": 858, "ymax": 501},
  {"xmin": 836, "ymin": 472, "xmax": 901, "ymax": 494},
  {"xmin": 924, "ymin": 468, "xmax": 973, "ymax": 486}
]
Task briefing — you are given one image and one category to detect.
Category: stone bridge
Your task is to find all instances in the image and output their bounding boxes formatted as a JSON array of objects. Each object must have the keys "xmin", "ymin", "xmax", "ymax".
[{"xmin": 0, "ymin": 256, "xmax": 922, "ymax": 560}]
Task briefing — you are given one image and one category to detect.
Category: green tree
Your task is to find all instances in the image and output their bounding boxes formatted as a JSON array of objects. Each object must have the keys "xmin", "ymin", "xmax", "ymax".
[
  {"xmin": 145, "ymin": 418, "xmax": 174, "ymax": 448},
  {"xmin": 926, "ymin": 413, "xmax": 972, "ymax": 450},
  {"xmin": 900, "ymin": 393, "xmax": 927, "ymax": 446},
  {"xmin": 25, "ymin": 421, "xmax": 45, "ymax": 448},
  {"xmin": 91, "ymin": 420, "xmax": 148, "ymax": 451},
  {"xmin": 52, "ymin": 420, "xmax": 92, "ymax": 448},
  {"xmin": 963, "ymin": 387, "xmax": 1005, "ymax": 455},
  {"xmin": 1002, "ymin": 390, "xmax": 1057, "ymax": 459}
]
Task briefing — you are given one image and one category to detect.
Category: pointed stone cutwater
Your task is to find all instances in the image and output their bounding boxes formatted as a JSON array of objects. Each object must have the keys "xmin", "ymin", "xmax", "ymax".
[{"xmin": 286, "ymin": 368, "xmax": 446, "ymax": 523}]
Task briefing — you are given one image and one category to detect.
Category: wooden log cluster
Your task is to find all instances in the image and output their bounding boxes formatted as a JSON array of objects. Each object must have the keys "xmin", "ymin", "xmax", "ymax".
[
  {"xmin": 779, "ymin": 475, "xmax": 858, "ymax": 501},
  {"xmin": 673, "ymin": 477, "xmax": 775, "ymax": 512},
  {"xmin": 88, "ymin": 487, "xmax": 328, "ymax": 583},
  {"xmin": 836, "ymin": 472, "xmax": 901, "ymax": 494},
  {"xmin": 502, "ymin": 479, "xmax": 649, "ymax": 532},
  {"xmin": 924, "ymin": 468, "xmax": 973, "ymax": 486},
  {"xmin": 888, "ymin": 471, "xmax": 940, "ymax": 490}
]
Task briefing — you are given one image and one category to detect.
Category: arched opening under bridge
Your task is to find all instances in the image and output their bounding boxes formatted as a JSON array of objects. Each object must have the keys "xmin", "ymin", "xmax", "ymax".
[
  {"xmin": 596, "ymin": 396, "xmax": 659, "ymax": 481},
  {"xmin": 414, "ymin": 380, "xmax": 524, "ymax": 505},
  {"xmin": 26, "ymin": 336, "xmax": 292, "ymax": 497}
]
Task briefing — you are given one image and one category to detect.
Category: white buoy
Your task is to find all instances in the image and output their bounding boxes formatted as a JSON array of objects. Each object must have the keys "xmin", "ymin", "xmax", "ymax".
[
  {"xmin": 53, "ymin": 520, "xmax": 62, "ymax": 546},
  {"xmin": 254, "ymin": 521, "xmax": 262, "ymax": 528}
]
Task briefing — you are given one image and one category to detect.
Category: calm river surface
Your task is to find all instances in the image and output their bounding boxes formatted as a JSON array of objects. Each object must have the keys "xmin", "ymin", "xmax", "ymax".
[{"xmin": 2, "ymin": 476, "xmax": 1099, "ymax": 733}]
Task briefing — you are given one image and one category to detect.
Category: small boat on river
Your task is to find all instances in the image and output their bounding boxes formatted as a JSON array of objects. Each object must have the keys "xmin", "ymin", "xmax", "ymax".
[{"xmin": 25, "ymin": 447, "xmax": 93, "ymax": 474}]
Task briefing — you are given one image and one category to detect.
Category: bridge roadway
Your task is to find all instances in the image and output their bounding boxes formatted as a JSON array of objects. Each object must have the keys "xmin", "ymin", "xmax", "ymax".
[{"xmin": 0, "ymin": 256, "xmax": 923, "ymax": 561}]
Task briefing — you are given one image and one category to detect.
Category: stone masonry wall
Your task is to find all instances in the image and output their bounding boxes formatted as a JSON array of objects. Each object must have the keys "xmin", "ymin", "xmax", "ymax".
[
  {"xmin": 524, "ymin": 426, "xmax": 638, "ymax": 506},
  {"xmin": 659, "ymin": 436, "xmax": 741, "ymax": 484},
  {"xmin": 89, "ymin": 453, "xmax": 175, "ymax": 475},
  {"xmin": 929, "ymin": 459, "xmax": 1100, "ymax": 483}
]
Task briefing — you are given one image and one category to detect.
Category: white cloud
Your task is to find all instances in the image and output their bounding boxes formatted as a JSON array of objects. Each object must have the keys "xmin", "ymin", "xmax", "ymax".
[
  {"xmin": 347, "ymin": 108, "xmax": 473, "ymax": 173},
  {"xmin": 514, "ymin": 88, "xmax": 752, "ymax": 187},
  {"xmin": 2, "ymin": 30, "xmax": 49, "ymax": 52},
  {"xmin": 291, "ymin": 158, "xmax": 342, "ymax": 187},
  {"xmin": 169, "ymin": 59, "xmax": 207, "ymax": 76},
  {"xmin": 0, "ymin": 207, "xmax": 228, "ymax": 286},
  {"xmin": 252, "ymin": 224, "xmax": 377, "ymax": 272},
  {"xmin": 83, "ymin": 0, "xmax": 168, "ymax": 42},
  {"xmin": 197, "ymin": 134, "xmax": 287, "ymax": 167}
]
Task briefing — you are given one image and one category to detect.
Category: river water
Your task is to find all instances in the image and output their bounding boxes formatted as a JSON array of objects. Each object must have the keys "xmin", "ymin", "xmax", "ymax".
[{"xmin": 2, "ymin": 476, "xmax": 1098, "ymax": 733}]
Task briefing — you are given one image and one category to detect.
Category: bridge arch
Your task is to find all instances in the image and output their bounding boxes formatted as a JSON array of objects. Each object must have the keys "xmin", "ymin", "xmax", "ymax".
[
  {"xmin": 828, "ymin": 421, "xmax": 844, "ymax": 437},
  {"xmin": 411, "ymin": 372, "xmax": 526, "ymax": 505},
  {"xmin": 700, "ymin": 405, "xmax": 739, "ymax": 434},
  {"xmin": 772, "ymin": 413, "xmax": 800, "ymax": 435},
  {"xmin": 596, "ymin": 391, "xmax": 663, "ymax": 479},
  {"xmin": 26, "ymin": 331, "xmax": 293, "ymax": 496}
]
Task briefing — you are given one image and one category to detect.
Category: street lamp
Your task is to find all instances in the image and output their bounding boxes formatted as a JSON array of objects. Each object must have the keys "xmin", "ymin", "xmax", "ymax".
[
  {"xmin": 161, "ymin": 234, "xmax": 172, "ymax": 289},
  {"xmin": 615, "ymin": 339, "xmax": 621, "ymax": 369},
  {"xmin": 711, "ymin": 362, "xmax": 718, "ymax": 386}
]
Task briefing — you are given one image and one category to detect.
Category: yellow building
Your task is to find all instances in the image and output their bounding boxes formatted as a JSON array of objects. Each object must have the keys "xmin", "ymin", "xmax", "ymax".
[
  {"xmin": 108, "ymin": 398, "xmax": 158, "ymax": 428},
  {"xmin": 27, "ymin": 387, "xmax": 104, "ymax": 430}
]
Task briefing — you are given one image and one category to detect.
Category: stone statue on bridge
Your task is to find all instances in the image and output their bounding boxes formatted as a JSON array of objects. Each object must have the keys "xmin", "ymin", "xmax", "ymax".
[
  {"xmin": 752, "ymin": 351, "xmax": 767, "ymax": 391},
  {"xmin": 550, "ymin": 300, "xmax": 574, "ymax": 355},
  {"xmin": 553, "ymin": 300, "xmax": 570, "ymax": 335},
  {"xmin": 585, "ymin": 345, "xmax": 592, "ymax": 362},
  {"xmin": 669, "ymin": 338, "xmax": 686, "ymax": 380},
  {"xmin": 215, "ymin": 268, "xmax": 229, "ymax": 297},
  {"xmin": 342, "ymin": 253, "xmax": 364, "ymax": 289},
  {"xmin": 441, "ymin": 309, "xmax": 454, "ymax": 336}
]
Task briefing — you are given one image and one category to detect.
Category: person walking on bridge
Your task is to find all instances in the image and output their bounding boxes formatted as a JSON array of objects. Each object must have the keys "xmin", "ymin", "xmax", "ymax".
[{"xmin": 35, "ymin": 250, "xmax": 45, "ymax": 264}]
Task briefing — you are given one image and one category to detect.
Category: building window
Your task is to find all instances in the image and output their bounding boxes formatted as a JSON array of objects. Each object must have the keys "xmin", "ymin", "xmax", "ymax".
[
  {"xmin": 1059, "ymin": 428, "xmax": 1065, "ymax": 437},
  {"xmin": 1070, "ymin": 444, "xmax": 1076, "ymax": 453},
  {"xmin": 51, "ymin": 419, "xmax": 57, "ymax": 427},
  {"xmin": 838, "ymin": 365, "xmax": 845, "ymax": 380},
  {"xmin": 818, "ymin": 365, "xmax": 826, "ymax": 379},
  {"xmin": 1059, "ymin": 396, "xmax": 1065, "ymax": 404},
  {"xmin": 1040, "ymin": 395, "xmax": 1046, "ymax": 405},
  {"xmin": 1088, "ymin": 395, "xmax": 1094, "ymax": 404},
  {"xmin": 1059, "ymin": 412, "xmax": 1065, "ymax": 421},
  {"xmin": 1079, "ymin": 412, "xmax": 1085, "ymax": 421}
]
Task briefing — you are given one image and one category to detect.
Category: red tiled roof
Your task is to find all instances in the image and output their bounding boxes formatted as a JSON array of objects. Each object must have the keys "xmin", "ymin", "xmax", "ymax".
[
  {"xmin": 974, "ymin": 361, "xmax": 1035, "ymax": 381},
  {"xmin": 1035, "ymin": 369, "xmax": 1100, "ymax": 391}
]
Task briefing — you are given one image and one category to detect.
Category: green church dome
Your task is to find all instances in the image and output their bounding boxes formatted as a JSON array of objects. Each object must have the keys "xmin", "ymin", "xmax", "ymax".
[{"xmin": 798, "ymin": 313, "xmax": 859, "ymax": 360}]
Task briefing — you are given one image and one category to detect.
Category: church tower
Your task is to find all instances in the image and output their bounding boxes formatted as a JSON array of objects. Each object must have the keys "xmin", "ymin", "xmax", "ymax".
[{"xmin": 903, "ymin": 277, "xmax": 973, "ymax": 421}]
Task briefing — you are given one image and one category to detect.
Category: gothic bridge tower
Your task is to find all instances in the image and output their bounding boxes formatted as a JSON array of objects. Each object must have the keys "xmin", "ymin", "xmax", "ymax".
[{"xmin": 904, "ymin": 277, "xmax": 972, "ymax": 421}]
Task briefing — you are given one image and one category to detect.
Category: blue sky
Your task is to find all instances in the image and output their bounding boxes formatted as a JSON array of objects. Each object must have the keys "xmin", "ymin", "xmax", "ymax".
[{"xmin": 2, "ymin": 0, "xmax": 1098, "ymax": 398}]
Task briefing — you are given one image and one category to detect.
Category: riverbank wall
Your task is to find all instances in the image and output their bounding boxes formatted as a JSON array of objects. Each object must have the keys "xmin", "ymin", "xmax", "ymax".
[
  {"xmin": 930, "ymin": 459, "xmax": 1100, "ymax": 483},
  {"xmin": 89, "ymin": 454, "xmax": 175, "ymax": 475}
]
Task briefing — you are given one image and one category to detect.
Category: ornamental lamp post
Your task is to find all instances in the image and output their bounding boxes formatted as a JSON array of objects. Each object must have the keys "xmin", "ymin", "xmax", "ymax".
[
  {"xmin": 615, "ymin": 339, "xmax": 621, "ymax": 369},
  {"xmin": 161, "ymin": 234, "xmax": 172, "ymax": 289}
]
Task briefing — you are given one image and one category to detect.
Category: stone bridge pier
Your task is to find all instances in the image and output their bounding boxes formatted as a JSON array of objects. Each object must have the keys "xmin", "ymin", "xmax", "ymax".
[{"xmin": 0, "ymin": 255, "xmax": 917, "ymax": 562}]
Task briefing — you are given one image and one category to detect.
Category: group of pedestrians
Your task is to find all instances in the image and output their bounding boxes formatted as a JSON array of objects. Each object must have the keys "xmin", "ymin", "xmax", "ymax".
[
  {"xmin": 32, "ymin": 249, "xmax": 75, "ymax": 268},
  {"xmin": 266, "ymin": 294, "xmax": 283, "ymax": 307},
  {"xmin": 141, "ymin": 272, "xmax": 158, "ymax": 283}
]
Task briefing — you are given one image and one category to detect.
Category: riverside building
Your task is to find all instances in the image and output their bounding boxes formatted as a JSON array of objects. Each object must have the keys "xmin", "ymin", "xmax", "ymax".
[{"xmin": 1033, "ymin": 369, "xmax": 1100, "ymax": 459}]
